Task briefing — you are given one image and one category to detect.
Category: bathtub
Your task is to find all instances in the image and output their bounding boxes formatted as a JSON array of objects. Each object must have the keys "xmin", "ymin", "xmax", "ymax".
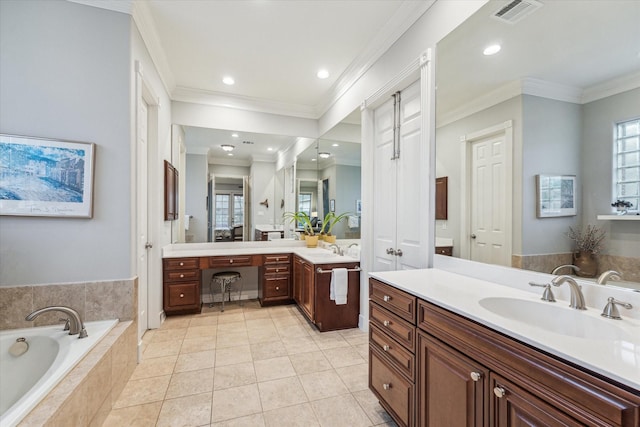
[{"xmin": 0, "ymin": 319, "xmax": 118, "ymax": 427}]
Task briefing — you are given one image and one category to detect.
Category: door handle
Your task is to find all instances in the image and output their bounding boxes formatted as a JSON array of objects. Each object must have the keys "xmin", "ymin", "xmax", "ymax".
[
  {"xmin": 395, "ymin": 249, "xmax": 403, "ymax": 256},
  {"xmin": 386, "ymin": 248, "xmax": 395, "ymax": 255},
  {"xmin": 145, "ymin": 242, "xmax": 153, "ymax": 249},
  {"xmin": 471, "ymin": 234, "xmax": 477, "ymax": 239}
]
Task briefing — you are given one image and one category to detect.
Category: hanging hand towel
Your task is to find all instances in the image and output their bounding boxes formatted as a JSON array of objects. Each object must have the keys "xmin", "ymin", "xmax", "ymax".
[
  {"xmin": 185, "ymin": 215, "xmax": 191, "ymax": 230},
  {"xmin": 330, "ymin": 268, "xmax": 348, "ymax": 305},
  {"xmin": 348, "ymin": 216, "xmax": 359, "ymax": 229}
]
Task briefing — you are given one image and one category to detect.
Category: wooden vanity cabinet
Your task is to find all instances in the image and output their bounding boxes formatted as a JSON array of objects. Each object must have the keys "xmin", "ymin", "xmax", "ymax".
[
  {"xmin": 258, "ymin": 253, "xmax": 292, "ymax": 306},
  {"xmin": 369, "ymin": 279, "xmax": 417, "ymax": 427},
  {"xmin": 293, "ymin": 255, "xmax": 360, "ymax": 331},
  {"xmin": 416, "ymin": 299, "xmax": 640, "ymax": 427},
  {"xmin": 163, "ymin": 257, "xmax": 201, "ymax": 315}
]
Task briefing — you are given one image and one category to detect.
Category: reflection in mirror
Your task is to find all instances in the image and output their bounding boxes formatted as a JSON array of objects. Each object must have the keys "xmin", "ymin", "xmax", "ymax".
[{"xmin": 435, "ymin": 0, "xmax": 640, "ymax": 290}]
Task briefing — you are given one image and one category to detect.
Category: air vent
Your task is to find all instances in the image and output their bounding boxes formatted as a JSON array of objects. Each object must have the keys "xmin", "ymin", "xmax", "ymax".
[
  {"xmin": 491, "ymin": 0, "xmax": 543, "ymax": 24},
  {"xmin": 242, "ymin": 140, "xmax": 254, "ymax": 145}
]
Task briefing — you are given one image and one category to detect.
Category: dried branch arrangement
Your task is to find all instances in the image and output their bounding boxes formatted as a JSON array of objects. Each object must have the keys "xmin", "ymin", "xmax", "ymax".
[{"xmin": 566, "ymin": 224, "xmax": 606, "ymax": 254}]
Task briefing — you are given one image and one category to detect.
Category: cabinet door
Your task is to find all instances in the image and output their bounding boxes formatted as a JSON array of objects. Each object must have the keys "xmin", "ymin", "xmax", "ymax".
[
  {"xmin": 301, "ymin": 261, "xmax": 314, "ymax": 320},
  {"xmin": 418, "ymin": 332, "xmax": 487, "ymax": 427},
  {"xmin": 490, "ymin": 373, "xmax": 582, "ymax": 427}
]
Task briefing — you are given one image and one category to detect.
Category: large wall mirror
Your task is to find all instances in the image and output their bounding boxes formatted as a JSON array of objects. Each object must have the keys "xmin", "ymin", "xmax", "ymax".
[
  {"xmin": 177, "ymin": 107, "xmax": 361, "ymax": 243},
  {"xmin": 435, "ymin": 0, "xmax": 640, "ymax": 291}
]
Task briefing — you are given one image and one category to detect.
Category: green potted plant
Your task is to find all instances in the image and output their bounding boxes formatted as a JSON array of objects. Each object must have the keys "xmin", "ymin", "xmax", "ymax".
[
  {"xmin": 611, "ymin": 199, "xmax": 633, "ymax": 215},
  {"xmin": 319, "ymin": 212, "xmax": 351, "ymax": 244},
  {"xmin": 283, "ymin": 211, "xmax": 319, "ymax": 247},
  {"xmin": 566, "ymin": 224, "xmax": 606, "ymax": 277}
]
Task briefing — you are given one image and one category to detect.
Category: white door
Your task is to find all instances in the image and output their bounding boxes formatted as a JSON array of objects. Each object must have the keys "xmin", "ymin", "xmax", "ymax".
[
  {"xmin": 395, "ymin": 81, "xmax": 423, "ymax": 270},
  {"xmin": 372, "ymin": 95, "xmax": 396, "ymax": 272},
  {"xmin": 470, "ymin": 134, "xmax": 508, "ymax": 266},
  {"xmin": 243, "ymin": 176, "xmax": 250, "ymax": 241},
  {"xmin": 137, "ymin": 100, "xmax": 149, "ymax": 336}
]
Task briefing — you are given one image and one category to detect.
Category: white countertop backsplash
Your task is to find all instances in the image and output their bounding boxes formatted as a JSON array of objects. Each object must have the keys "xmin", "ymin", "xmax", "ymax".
[{"xmin": 370, "ymin": 262, "xmax": 640, "ymax": 391}]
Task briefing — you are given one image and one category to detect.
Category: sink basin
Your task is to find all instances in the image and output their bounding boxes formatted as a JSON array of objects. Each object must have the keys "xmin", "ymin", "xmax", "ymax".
[{"xmin": 479, "ymin": 297, "xmax": 633, "ymax": 341}]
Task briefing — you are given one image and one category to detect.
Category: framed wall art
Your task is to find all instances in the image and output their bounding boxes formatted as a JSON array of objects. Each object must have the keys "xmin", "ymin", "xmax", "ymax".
[
  {"xmin": 536, "ymin": 174, "xmax": 576, "ymax": 218},
  {"xmin": 0, "ymin": 134, "xmax": 95, "ymax": 218}
]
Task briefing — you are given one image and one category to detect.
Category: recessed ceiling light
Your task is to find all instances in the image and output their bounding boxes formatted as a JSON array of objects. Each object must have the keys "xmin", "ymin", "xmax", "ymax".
[
  {"xmin": 231, "ymin": 133, "xmax": 239, "ymax": 138},
  {"xmin": 221, "ymin": 144, "xmax": 235, "ymax": 152},
  {"xmin": 227, "ymin": 153, "xmax": 233, "ymax": 156},
  {"xmin": 332, "ymin": 143, "xmax": 339, "ymax": 147},
  {"xmin": 317, "ymin": 69, "xmax": 329, "ymax": 79},
  {"xmin": 222, "ymin": 76, "xmax": 235, "ymax": 85},
  {"xmin": 318, "ymin": 152, "xmax": 331, "ymax": 159},
  {"xmin": 267, "ymin": 147, "xmax": 273, "ymax": 151},
  {"xmin": 483, "ymin": 44, "xmax": 501, "ymax": 56},
  {"xmin": 311, "ymin": 158, "xmax": 317, "ymax": 162}
]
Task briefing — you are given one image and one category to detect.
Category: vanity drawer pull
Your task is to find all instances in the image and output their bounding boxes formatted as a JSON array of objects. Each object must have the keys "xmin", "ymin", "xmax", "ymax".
[
  {"xmin": 383, "ymin": 320, "xmax": 390, "ymax": 327},
  {"xmin": 229, "ymin": 259, "xmax": 233, "ymax": 264},
  {"xmin": 383, "ymin": 295, "xmax": 391, "ymax": 302},
  {"xmin": 179, "ymin": 262, "xmax": 184, "ymax": 266},
  {"xmin": 493, "ymin": 386, "xmax": 506, "ymax": 398},
  {"xmin": 275, "ymin": 286, "xmax": 280, "ymax": 291},
  {"xmin": 383, "ymin": 344, "xmax": 390, "ymax": 352},
  {"xmin": 179, "ymin": 274, "xmax": 184, "ymax": 278},
  {"xmin": 179, "ymin": 293, "xmax": 184, "ymax": 298},
  {"xmin": 383, "ymin": 383, "xmax": 391, "ymax": 390},
  {"xmin": 470, "ymin": 372, "xmax": 481, "ymax": 382}
]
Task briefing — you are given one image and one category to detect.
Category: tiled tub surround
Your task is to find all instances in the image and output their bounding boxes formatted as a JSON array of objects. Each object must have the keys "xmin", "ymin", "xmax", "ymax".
[
  {"xmin": 0, "ymin": 279, "xmax": 138, "ymax": 426},
  {"xmin": 0, "ymin": 279, "xmax": 136, "ymax": 330}
]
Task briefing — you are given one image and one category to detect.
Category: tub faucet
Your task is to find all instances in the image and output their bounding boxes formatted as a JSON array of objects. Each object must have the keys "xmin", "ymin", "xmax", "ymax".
[
  {"xmin": 596, "ymin": 270, "xmax": 622, "ymax": 285},
  {"xmin": 551, "ymin": 275, "xmax": 587, "ymax": 310},
  {"xmin": 25, "ymin": 306, "xmax": 88, "ymax": 338},
  {"xmin": 551, "ymin": 264, "xmax": 580, "ymax": 275}
]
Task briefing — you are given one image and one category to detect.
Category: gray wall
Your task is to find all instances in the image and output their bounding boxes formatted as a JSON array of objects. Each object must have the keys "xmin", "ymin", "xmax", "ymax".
[
  {"xmin": 334, "ymin": 165, "xmax": 362, "ymax": 238},
  {"xmin": 521, "ymin": 95, "xmax": 581, "ymax": 255},
  {"xmin": 0, "ymin": 0, "xmax": 132, "ymax": 285},
  {"xmin": 185, "ymin": 154, "xmax": 208, "ymax": 243},
  {"xmin": 583, "ymin": 88, "xmax": 640, "ymax": 257}
]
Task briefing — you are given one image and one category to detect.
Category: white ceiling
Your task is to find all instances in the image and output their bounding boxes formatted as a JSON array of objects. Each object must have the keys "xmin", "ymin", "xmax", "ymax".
[{"xmin": 436, "ymin": 0, "xmax": 640, "ymax": 120}]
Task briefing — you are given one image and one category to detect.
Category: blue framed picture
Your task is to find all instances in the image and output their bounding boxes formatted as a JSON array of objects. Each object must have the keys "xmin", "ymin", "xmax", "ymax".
[{"xmin": 0, "ymin": 134, "xmax": 95, "ymax": 218}]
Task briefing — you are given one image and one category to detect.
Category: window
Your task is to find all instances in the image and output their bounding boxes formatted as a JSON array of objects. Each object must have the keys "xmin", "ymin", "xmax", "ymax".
[
  {"xmin": 615, "ymin": 118, "xmax": 640, "ymax": 211},
  {"xmin": 215, "ymin": 194, "xmax": 230, "ymax": 227},
  {"xmin": 233, "ymin": 194, "xmax": 244, "ymax": 226},
  {"xmin": 298, "ymin": 193, "xmax": 312, "ymax": 227}
]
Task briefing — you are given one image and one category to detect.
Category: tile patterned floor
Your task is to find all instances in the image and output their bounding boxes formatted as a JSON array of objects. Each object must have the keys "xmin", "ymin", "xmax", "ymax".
[{"xmin": 102, "ymin": 301, "xmax": 397, "ymax": 427}]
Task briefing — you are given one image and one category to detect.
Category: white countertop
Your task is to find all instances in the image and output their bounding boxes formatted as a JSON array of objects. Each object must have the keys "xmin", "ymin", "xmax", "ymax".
[
  {"xmin": 163, "ymin": 241, "xmax": 359, "ymax": 265},
  {"xmin": 370, "ymin": 268, "xmax": 640, "ymax": 391}
]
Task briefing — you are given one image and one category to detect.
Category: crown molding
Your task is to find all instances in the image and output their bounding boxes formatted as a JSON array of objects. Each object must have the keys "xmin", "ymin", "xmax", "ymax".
[
  {"xmin": 66, "ymin": 0, "xmax": 133, "ymax": 14},
  {"xmin": 131, "ymin": 0, "xmax": 176, "ymax": 95},
  {"xmin": 521, "ymin": 77, "xmax": 582, "ymax": 104},
  {"xmin": 208, "ymin": 156, "xmax": 251, "ymax": 167},
  {"xmin": 581, "ymin": 71, "xmax": 640, "ymax": 104},
  {"xmin": 317, "ymin": 0, "xmax": 435, "ymax": 116},
  {"xmin": 172, "ymin": 86, "xmax": 318, "ymax": 120}
]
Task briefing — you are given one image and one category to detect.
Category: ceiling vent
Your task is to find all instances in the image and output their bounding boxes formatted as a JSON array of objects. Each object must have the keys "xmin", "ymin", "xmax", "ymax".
[
  {"xmin": 242, "ymin": 140, "xmax": 254, "ymax": 145},
  {"xmin": 491, "ymin": 0, "xmax": 543, "ymax": 24}
]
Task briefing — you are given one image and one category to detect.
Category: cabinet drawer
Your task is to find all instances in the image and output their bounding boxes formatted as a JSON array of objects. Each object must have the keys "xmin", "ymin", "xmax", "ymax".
[
  {"xmin": 370, "ymin": 347, "xmax": 414, "ymax": 427},
  {"xmin": 209, "ymin": 255, "xmax": 253, "ymax": 267},
  {"xmin": 370, "ymin": 279, "xmax": 416, "ymax": 323},
  {"xmin": 435, "ymin": 246, "xmax": 453, "ymax": 256},
  {"xmin": 164, "ymin": 257, "xmax": 199, "ymax": 270},
  {"xmin": 263, "ymin": 276, "xmax": 290, "ymax": 298},
  {"xmin": 164, "ymin": 269, "xmax": 199, "ymax": 281},
  {"xmin": 263, "ymin": 254, "xmax": 290, "ymax": 264},
  {"xmin": 370, "ymin": 324, "xmax": 415, "ymax": 380},
  {"xmin": 370, "ymin": 302, "xmax": 415, "ymax": 352},
  {"xmin": 264, "ymin": 264, "xmax": 290, "ymax": 275},
  {"xmin": 166, "ymin": 282, "xmax": 199, "ymax": 308}
]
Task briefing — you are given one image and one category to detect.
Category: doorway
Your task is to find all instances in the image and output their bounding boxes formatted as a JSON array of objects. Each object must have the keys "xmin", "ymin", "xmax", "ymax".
[{"xmin": 461, "ymin": 121, "xmax": 513, "ymax": 267}]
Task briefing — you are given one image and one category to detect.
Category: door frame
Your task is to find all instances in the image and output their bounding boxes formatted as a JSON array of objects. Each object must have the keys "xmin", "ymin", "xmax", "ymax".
[
  {"xmin": 135, "ymin": 61, "xmax": 161, "ymax": 349},
  {"xmin": 459, "ymin": 120, "xmax": 513, "ymax": 266}
]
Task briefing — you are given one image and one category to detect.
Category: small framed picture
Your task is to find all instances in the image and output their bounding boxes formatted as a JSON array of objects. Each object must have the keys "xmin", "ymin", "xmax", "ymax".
[
  {"xmin": 329, "ymin": 199, "xmax": 335, "ymax": 212},
  {"xmin": 355, "ymin": 199, "xmax": 362, "ymax": 215},
  {"xmin": 0, "ymin": 134, "xmax": 95, "ymax": 218},
  {"xmin": 536, "ymin": 174, "xmax": 576, "ymax": 218}
]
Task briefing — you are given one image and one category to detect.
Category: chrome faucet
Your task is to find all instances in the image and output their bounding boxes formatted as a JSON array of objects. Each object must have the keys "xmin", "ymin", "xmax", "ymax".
[
  {"xmin": 26, "ymin": 306, "xmax": 88, "ymax": 338},
  {"xmin": 551, "ymin": 275, "xmax": 587, "ymax": 310},
  {"xmin": 328, "ymin": 244, "xmax": 343, "ymax": 256},
  {"xmin": 550, "ymin": 264, "xmax": 580, "ymax": 275},
  {"xmin": 348, "ymin": 243, "xmax": 359, "ymax": 248},
  {"xmin": 596, "ymin": 270, "xmax": 622, "ymax": 285}
]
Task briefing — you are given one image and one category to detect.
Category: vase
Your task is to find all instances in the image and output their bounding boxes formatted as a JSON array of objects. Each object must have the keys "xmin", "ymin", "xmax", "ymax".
[
  {"xmin": 616, "ymin": 206, "xmax": 627, "ymax": 215},
  {"xmin": 324, "ymin": 235, "xmax": 336, "ymax": 244},
  {"xmin": 305, "ymin": 235, "xmax": 319, "ymax": 248},
  {"xmin": 573, "ymin": 251, "xmax": 598, "ymax": 277}
]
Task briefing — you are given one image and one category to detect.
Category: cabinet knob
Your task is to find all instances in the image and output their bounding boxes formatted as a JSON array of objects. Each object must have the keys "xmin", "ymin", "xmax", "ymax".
[
  {"xmin": 383, "ymin": 295, "xmax": 391, "ymax": 302},
  {"xmin": 179, "ymin": 274, "xmax": 184, "ymax": 278},
  {"xmin": 276, "ymin": 269, "xmax": 279, "ymax": 272},
  {"xmin": 230, "ymin": 259, "xmax": 233, "ymax": 264},
  {"xmin": 383, "ymin": 320, "xmax": 390, "ymax": 327},
  {"xmin": 493, "ymin": 386, "xmax": 506, "ymax": 398},
  {"xmin": 275, "ymin": 287, "xmax": 280, "ymax": 291},
  {"xmin": 179, "ymin": 293, "xmax": 184, "ymax": 298},
  {"xmin": 382, "ymin": 383, "xmax": 391, "ymax": 390},
  {"xmin": 383, "ymin": 344, "xmax": 390, "ymax": 352},
  {"xmin": 470, "ymin": 372, "xmax": 481, "ymax": 382},
  {"xmin": 179, "ymin": 262, "xmax": 184, "ymax": 266}
]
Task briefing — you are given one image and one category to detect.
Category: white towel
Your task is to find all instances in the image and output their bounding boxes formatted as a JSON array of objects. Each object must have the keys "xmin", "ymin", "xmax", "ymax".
[
  {"xmin": 330, "ymin": 268, "xmax": 348, "ymax": 305},
  {"xmin": 184, "ymin": 215, "xmax": 190, "ymax": 230},
  {"xmin": 268, "ymin": 232, "xmax": 281, "ymax": 240},
  {"xmin": 348, "ymin": 216, "xmax": 359, "ymax": 229}
]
